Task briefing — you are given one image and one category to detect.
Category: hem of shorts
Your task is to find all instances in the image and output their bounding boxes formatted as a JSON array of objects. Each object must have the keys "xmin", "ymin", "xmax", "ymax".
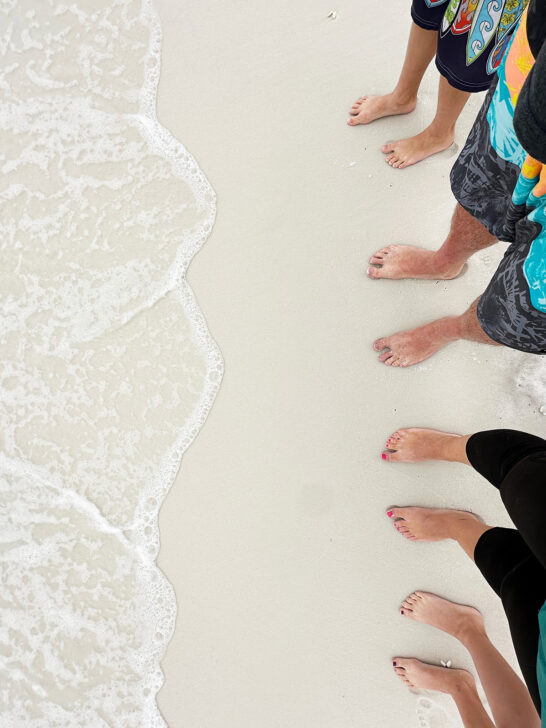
[
  {"xmin": 410, "ymin": 7, "xmax": 440, "ymax": 31},
  {"xmin": 435, "ymin": 55, "xmax": 493, "ymax": 93},
  {"xmin": 449, "ymin": 192, "xmax": 501, "ymax": 239},
  {"xmin": 476, "ymin": 307, "xmax": 546, "ymax": 355}
]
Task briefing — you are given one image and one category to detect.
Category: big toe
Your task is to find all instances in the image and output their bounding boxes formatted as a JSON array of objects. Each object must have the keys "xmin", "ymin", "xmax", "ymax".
[
  {"xmin": 383, "ymin": 449, "xmax": 402, "ymax": 461},
  {"xmin": 373, "ymin": 338, "xmax": 388, "ymax": 352},
  {"xmin": 367, "ymin": 265, "xmax": 386, "ymax": 279},
  {"xmin": 389, "ymin": 507, "xmax": 410, "ymax": 520}
]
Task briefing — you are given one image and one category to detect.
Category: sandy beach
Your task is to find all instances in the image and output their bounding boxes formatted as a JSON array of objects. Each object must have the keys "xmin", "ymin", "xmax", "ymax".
[{"xmin": 154, "ymin": 1, "xmax": 545, "ymax": 726}]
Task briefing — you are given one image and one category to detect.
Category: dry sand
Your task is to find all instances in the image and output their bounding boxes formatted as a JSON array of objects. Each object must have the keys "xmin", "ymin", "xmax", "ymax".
[{"xmin": 154, "ymin": 1, "xmax": 544, "ymax": 725}]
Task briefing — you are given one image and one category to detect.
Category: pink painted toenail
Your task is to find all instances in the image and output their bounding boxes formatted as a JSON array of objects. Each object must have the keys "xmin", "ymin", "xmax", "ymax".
[
  {"xmin": 382, "ymin": 453, "xmax": 386, "ymax": 460},
  {"xmin": 387, "ymin": 511, "xmax": 393, "ymax": 518}
]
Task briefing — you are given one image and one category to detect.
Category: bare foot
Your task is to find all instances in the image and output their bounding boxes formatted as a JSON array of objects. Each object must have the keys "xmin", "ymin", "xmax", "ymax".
[
  {"xmin": 400, "ymin": 592, "xmax": 485, "ymax": 643},
  {"xmin": 382, "ymin": 126, "xmax": 455, "ymax": 168},
  {"xmin": 385, "ymin": 506, "xmax": 482, "ymax": 542},
  {"xmin": 393, "ymin": 657, "xmax": 473, "ymax": 694},
  {"xmin": 367, "ymin": 244, "xmax": 464, "ymax": 280},
  {"xmin": 373, "ymin": 317, "xmax": 459, "ymax": 367},
  {"xmin": 382, "ymin": 427, "xmax": 469, "ymax": 463},
  {"xmin": 347, "ymin": 93, "xmax": 416, "ymax": 126}
]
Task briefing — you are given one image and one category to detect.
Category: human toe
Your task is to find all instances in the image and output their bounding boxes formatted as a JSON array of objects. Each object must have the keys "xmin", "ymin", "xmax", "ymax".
[{"xmin": 382, "ymin": 450, "xmax": 402, "ymax": 462}]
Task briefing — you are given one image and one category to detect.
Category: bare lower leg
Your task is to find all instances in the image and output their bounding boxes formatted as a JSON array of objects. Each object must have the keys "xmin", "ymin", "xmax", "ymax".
[
  {"xmin": 348, "ymin": 22, "xmax": 436, "ymax": 125},
  {"xmin": 414, "ymin": 536, "xmax": 541, "ymax": 727},
  {"xmin": 382, "ymin": 428, "xmax": 471, "ymax": 464},
  {"xmin": 373, "ymin": 295, "xmax": 500, "ymax": 367},
  {"xmin": 452, "ymin": 682, "xmax": 497, "ymax": 728},
  {"xmin": 367, "ymin": 204, "xmax": 497, "ymax": 280},
  {"xmin": 429, "ymin": 75, "xmax": 471, "ymax": 141},
  {"xmin": 457, "ymin": 297, "xmax": 500, "ymax": 345},
  {"xmin": 434, "ymin": 204, "xmax": 498, "ymax": 272},
  {"xmin": 383, "ymin": 77, "xmax": 471, "ymax": 168},
  {"xmin": 399, "ymin": 597, "xmax": 540, "ymax": 728},
  {"xmin": 393, "ymin": 22, "xmax": 438, "ymax": 102},
  {"xmin": 463, "ymin": 630, "xmax": 541, "ymax": 728},
  {"xmin": 392, "ymin": 658, "xmax": 495, "ymax": 728}
]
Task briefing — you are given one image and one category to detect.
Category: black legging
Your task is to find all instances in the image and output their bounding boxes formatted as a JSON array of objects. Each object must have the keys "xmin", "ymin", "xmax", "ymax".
[{"xmin": 467, "ymin": 429, "xmax": 546, "ymax": 714}]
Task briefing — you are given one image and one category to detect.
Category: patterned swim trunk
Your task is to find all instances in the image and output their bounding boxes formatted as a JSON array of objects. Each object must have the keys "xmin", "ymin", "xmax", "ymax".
[
  {"xmin": 451, "ymin": 8, "xmax": 546, "ymax": 354},
  {"xmin": 411, "ymin": 0, "xmax": 529, "ymax": 92}
]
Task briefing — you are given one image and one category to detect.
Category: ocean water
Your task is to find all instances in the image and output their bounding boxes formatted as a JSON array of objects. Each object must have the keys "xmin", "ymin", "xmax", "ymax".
[{"xmin": 0, "ymin": 1, "xmax": 222, "ymax": 725}]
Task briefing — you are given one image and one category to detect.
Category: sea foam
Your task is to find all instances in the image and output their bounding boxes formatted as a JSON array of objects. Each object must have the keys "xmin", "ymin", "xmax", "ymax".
[{"xmin": 0, "ymin": 1, "xmax": 222, "ymax": 725}]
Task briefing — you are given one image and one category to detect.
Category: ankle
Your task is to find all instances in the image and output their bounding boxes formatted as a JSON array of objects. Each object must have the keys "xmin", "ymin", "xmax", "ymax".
[
  {"xmin": 446, "ymin": 668, "xmax": 477, "ymax": 698},
  {"xmin": 426, "ymin": 120, "xmax": 456, "ymax": 141},
  {"xmin": 390, "ymin": 87, "xmax": 417, "ymax": 106},
  {"xmin": 432, "ymin": 315, "xmax": 461, "ymax": 343},
  {"xmin": 443, "ymin": 511, "xmax": 479, "ymax": 542},
  {"xmin": 458, "ymin": 622, "xmax": 489, "ymax": 650},
  {"xmin": 443, "ymin": 434, "xmax": 471, "ymax": 464},
  {"xmin": 431, "ymin": 248, "xmax": 465, "ymax": 275}
]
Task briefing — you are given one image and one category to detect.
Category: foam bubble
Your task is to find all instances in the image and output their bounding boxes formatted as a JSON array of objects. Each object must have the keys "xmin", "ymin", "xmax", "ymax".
[{"xmin": 0, "ymin": 1, "xmax": 222, "ymax": 725}]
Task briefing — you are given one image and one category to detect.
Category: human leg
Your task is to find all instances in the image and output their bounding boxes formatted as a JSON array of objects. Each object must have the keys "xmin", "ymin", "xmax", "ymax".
[
  {"xmin": 367, "ymin": 203, "xmax": 496, "ymax": 280},
  {"xmin": 389, "ymin": 510, "xmax": 544, "ymax": 716},
  {"xmin": 392, "ymin": 658, "xmax": 496, "ymax": 728},
  {"xmin": 387, "ymin": 429, "xmax": 546, "ymax": 714},
  {"xmin": 380, "ymin": 427, "xmax": 546, "ymax": 467},
  {"xmin": 400, "ymin": 592, "xmax": 541, "ymax": 728},
  {"xmin": 347, "ymin": 20, "xmax": 436, "ymax": 126},
  {"xmin": 381, "ymin": 427, "xmax": 470, "ymax": 463},
  {"xmin": 473, "ymin": 528, "xmax": 546, "ymax": 714},
  {"xmin": 465, "ymin": 429, "xmax": 546, "ymax": 490},
  {"xmin": 462, "ymin": 429, "xmax": 546, "ymax": 711},
  {"xmin": 387, "ymin": 506, "xmax": 491, "ymax": 560},
  {"xmin": 466, "ymin": 429, "xmax": 546, "ymax": 567},
  {"xmin": 383, "ymin": 76, "xmax": 470, "ymax": 168},
  {"xmin": 372, "ymin": 295, "xmax": 499, "ymax": 368}
]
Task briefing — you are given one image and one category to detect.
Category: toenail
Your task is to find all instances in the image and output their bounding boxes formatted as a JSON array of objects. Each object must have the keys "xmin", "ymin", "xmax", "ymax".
[
  {"xmin": 393, "ymin": 661, "xmax": 397, "ymax": 666},
  {"xmin": 387, "ymin": 510, "xmax": 393, "ymax": 518},
  {"xmin": 382, "ymin": 453, "xmax": 386, "ymax": 460},
  {"xmin": 400, "ymin": 610, "xmax": 404, "ymax": 615}
]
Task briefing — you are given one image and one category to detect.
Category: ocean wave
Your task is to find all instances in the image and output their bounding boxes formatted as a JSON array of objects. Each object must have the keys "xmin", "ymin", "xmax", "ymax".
[{"xmin": 0, "ymin": 1, "xmax": 222, "ymax": 725}]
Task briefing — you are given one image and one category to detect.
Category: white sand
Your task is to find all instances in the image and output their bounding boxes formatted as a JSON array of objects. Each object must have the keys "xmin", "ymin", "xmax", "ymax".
[{"xmin": 155, "ymin": 1, "xmax": 544, "ymax": 725}]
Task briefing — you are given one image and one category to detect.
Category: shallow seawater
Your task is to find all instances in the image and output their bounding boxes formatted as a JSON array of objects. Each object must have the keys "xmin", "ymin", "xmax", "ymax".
[{"xmin": 0, "ymin": 1, "xmax": 222, "ymax": 725}]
